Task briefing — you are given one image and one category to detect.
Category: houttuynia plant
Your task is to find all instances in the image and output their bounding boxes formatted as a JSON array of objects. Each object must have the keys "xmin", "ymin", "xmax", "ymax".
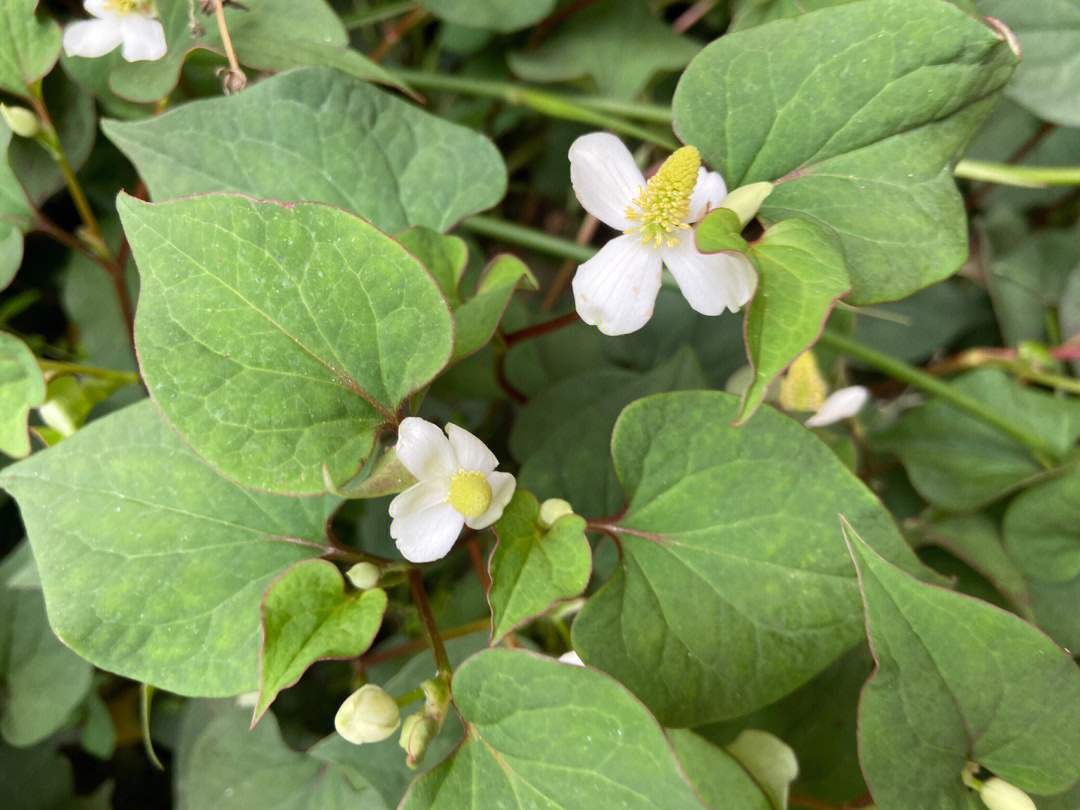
[{"xmin": 2, "ymin": 1, "xmax": 1080, "ymax": 809}]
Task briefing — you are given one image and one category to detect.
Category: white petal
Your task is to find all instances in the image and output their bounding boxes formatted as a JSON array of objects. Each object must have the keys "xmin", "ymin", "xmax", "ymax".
[
  {"xmin": 84, "ymin": 0, "xmax": 109, "ymax": 18},
  {"xmin": 119, "ymin": 14, "xmax": 167, "ymax": 61},
  {"xmin": 446, "ymin": 423, "xmax": 498, "ymax": 474},
  {"xmin": 63, "ymin": 18, "xmax": 123, "ymax": 58},
  {"xmin": 558, "ymin": 651, "xmax": 584, "ymax": 667},
  {"xmin": 572, "ymin": 233, "xmax": 662, "ymax": 336},
  {"xmin": 388, "ymin": 479, "xmax": 449, "ymax": 519},
  {"xmin": 395, "ymin": 417, "xmax": 456, "ymax": 481},
  {"xmin": 465, "ymin": 472, "xmax": 516, "ymax": 530},
  {"xmin": 568, "ymin": 132, "xmax": 644, "ymax": 231},
  {"xmin": 662, "ymin": 237, "xmax": 757, "ymax": 316},
  {"xmin": 390, "ymin": 502, "xmax": 465, "ymax": 563},
  {"xmin": 805, "ymin": 386, "xmax": 870, "ymax": 427},
  {"xmin": 686, "ymin": 168, "xmax": 728, "ymax": 223}
]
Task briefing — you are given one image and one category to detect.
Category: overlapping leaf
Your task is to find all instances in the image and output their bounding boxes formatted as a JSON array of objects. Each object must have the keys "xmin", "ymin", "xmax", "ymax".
[
  {"xmin": 0, "ymin": 0, "xmax": 60, "ymax": 99},
  {"xmin": 0, "ymin": 332, "xmax": 44, "ymax": 458},
  {"xmin": 0, "ymin": 401, "xmax": 340, "ymax": 696},
  {"xmin": 487, "ymin": 491, "xmax": 590, "ymax": 642},
  {"xmin": 118, "ymin": 193, "xmax": 454, "ymax": 494},
  {"xmin": 673, "ymin": 0, "xmax": 1017, "ymax": 303},
  {"xmin": 255, "ymin": 560, "xmax": 386, "ymax": 721},
  {"xmin": 400, "ymin": 649, "xmax": 708, "ymax": 810},
  {"xmin": 670, "ymin": 728, "xmax": 798, "ymax": 810},
  {"xmin": 572, "ymin": 390, "xmax": 932, "ymax": 727},
  {"xmin": 103, "ymin": 67, "xmax": 506, "ymax": 234},
  {"xmin": 420, "ymin": 0, "xmax": 555, "ymax": 32},
  {"xmin": 845, "ymin": 523, "xmax": 1080, "ymax": 809},
  {"xmin": 875, "ymin": 369, "xmax": 1080, "ymax": 511}
]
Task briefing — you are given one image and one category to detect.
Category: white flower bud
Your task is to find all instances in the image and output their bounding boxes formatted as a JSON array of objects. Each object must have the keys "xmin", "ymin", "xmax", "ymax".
[
  {"xmin": 334, "ymin": 684, "xmax": 400, "ymax": 744},
  {"xmin": 399, "ymin": 713, "xmax": 438, "ymax": 768},
  {"xmin": 1, "ymin": 104, "xmax": 40, "ymax": 138},
  {"xmin": 346, "ymin": 562, "xmax": 380, "ymax": 590},
  {"xmin": 718, "ymin": 181, "xmax": 773, "ymax": 229},
  {"xmin": 538, "ymin": 498, "xmax": 574, "ymax": 528},
  {"xmin": 979, "ymin": 777, "xmax": 1037, "ymax": 810}
]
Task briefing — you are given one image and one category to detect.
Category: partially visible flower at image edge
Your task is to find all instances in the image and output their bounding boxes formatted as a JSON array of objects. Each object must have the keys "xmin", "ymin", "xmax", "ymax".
[
  {"xmin": 63, "ymin": 0, "xmax": 167, "ymax": 63},
  {"xmin": 777, "ymin": 352, "xmax": 869, "ymax": 428},
  {"xmin": 389, "ymin": 417, "xmax": 515, "ymax": 563},
  {"xmin": 569, "ymin": 132, "xmax": 757, "ymax": 336}
]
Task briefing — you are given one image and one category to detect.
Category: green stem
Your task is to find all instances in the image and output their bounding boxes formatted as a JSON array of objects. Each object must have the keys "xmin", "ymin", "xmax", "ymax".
[
  {"xmin": 388, "ymin": 68, "xmax": 678, "ymax": 150},
  {"xmin": 819, "ymin": 331, "xmax": 1062, "ymax": 466},
  {"xmin": 407, "ymin": 569, "xmax": 453, "ymax": 679},
  {"xmin": 395, "ymin": 686, "xmax": 425, "ymax": 708},
  {"xmin": 37, "ymin": 359, "xmax": 141, "ymax": 385},
  {"xmin": 578, "ymin": 96, "xmax": 672, "ymax": 125},
  {"xmin": 461, "ymin": 215, "xmax": 597, "ymax": 263},
  {"xmin": 953, "ymin": 159, "xmax": 1080, "ymax": 188},
  {"xmin": 341, "ymin": 1, "xmax": 416, "ymax": 28}
]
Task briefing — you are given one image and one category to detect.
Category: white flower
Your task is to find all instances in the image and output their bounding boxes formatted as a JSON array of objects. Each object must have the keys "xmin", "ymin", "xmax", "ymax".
[
  {"xmin": 569, "ymin": 132, "xmax": 757, "ymax": 336},
  {"xmin": 804, "ymin": 386, "xmax": 870, "ymax": 427},
  {"xmin": 978, "ymin": 778, "xmax": 1036, "ymax": 810},
  {"xmin": 558, "ymin": 651, "xmax": 584, "ymax": 667},
  {"xmin": 389, "ymin": 417, "xmax": 515, "ymax": 563},
  {"xmin": 63, "ymin": 0, "xmax": 167, "ymax": 63}
]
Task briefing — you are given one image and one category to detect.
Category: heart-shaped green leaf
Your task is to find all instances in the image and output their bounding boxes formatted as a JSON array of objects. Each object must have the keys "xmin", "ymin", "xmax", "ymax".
[
  {"xmin": 845, "ymin": 521, "xmax": 1080, "ymax": 809},
  {"xmin": 118, "ymin": 192, "xmax": 454, "ymax": 494},
  {"xmin": 487, "ymin": 491, "xmax": 590, "ymax": 642},
  {"xmin": 698, "ymin": 214, "xmax": 850, "ymax": 422},
  {"xmin": 103, "ymin": 67, "xmax": 506, "ymax": 234},
  {"xmin": 673, "ymin": 0, "xmax": 1017, "ymax": 304},
  {"xmin": 400, "ymin": 649, "xmax": 708, "ymax": 810},
  {"xmin": 0, "ymin": 401, "xmax": 340, "ymax": 696},
  {"xmin": 255, "ymin": 559, "xmax": 387, "ymax": 722},
  {"xmin": 572, "ymin": 390, "xmax": 933, "ymax": 727}
]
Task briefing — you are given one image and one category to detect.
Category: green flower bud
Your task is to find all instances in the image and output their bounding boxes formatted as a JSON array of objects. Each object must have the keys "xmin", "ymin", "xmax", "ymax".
[
  {"xmin": 718, "ymin": 181, "xmax": 773, "ymax": 230},
  {"xmin": 399, "ymin": 713, "xmax": 438, "ymax": 768},
  {"xmin": 1, "ymin": 104, "xmax": 41, "ymax": 139},
  {"xmin": 334, "ymin": 684, "xmax": 400, "ymax": 744},
  {"xmin": 978, "ymin": 778, "xmax": 1036, "ymax": 810},
  {"xmin": 421, "ymin": 676, "xmax": 451, "ymax": 720},
  {"xmin": 538, "ymin": 498, "xmax": 574, "ymax": 528},
  {"xmin": 346, "ymin": 561, "xmax": 380, "ymax": 590}
]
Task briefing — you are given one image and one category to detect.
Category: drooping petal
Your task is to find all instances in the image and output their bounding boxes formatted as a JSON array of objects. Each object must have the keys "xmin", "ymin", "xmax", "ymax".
[
  {"xmin": 63, "ymin": 18, "xmax": 124, "ymax": 58},
  {"xmin": 395, "ymin": 417, "xmax": 456, "ymax": 481},
  {"xmin": 662, "ymin": 237, "xmax": 756, "ymax": 316},
  {"xmin": 805, "ymin": 386, "xmax": 870, "ymax": 427},
  {"xmin": 558, "ymin": 651, "xmax": 584, "ymax": 667},
  {"xmin": 388, "ymin": 479, "xmax": 450, "ymax": 519},
  {"xmin": 390, "ymin": 502, "xmax": 465, "ymax": 563},
  {"xmin": 686, "ymin": 168, "xmax": 728, "ymax": 223},
  {"xmin": 465, "ymin": 471, "xmax": 516, "ymax": 530},
  {"xmin": 446, "ymin": 423, "xmax": 498, "ymax": 474},
  {"xmin": 568, "ymin": 132, "xmax": 645, "ymax": 231},
  {"xmin": 119, "ymin": 14, "xmax": 167, "ymax": 61},
  {"xmin": 572, "ymin": 233, "xmax": 662, "ymax": 336}
]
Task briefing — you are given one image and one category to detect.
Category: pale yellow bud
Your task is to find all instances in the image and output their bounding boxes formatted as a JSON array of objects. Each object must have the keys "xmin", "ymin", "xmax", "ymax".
[
  {"xmin": 538, "ymin": 498, "xmax": 574, "ymax": 528},
  {"xmin": 334, "ymin": 684, "xmax": 400, "ymax": 744},
  {"xmin": 399, "ymin": 713, "xmax": 438, "ymax": 768},
  {"xmin": 979, "ymin": 778, "xmax": 1036, "ymax": 810},
  {"xmin": 1, "ymin": 104, "xmax": 40, "ymax": 138},
  {"xmin": 718, "ymin": 182, "xmax": 773, "ymax": 229},
  {"xmin": 346, "ymin": 562, "xmax": 380, "ymax": 590}
]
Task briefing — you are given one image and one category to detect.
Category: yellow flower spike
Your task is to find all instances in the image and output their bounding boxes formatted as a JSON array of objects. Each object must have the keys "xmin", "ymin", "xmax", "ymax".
[
  {"xmin": 778, "ymin": 352, "xmax": 829, "ymax": 413},
  {"xmin": 625, "ymin": 146, "xmax": 701, "ymax": 248}
]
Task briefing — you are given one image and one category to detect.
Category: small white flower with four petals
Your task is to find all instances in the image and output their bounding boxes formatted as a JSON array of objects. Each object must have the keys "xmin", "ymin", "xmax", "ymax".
[
  {"xmin": 569, "ymin": 132, "xmax": 757, "ymax": 336},
  {"xmin": 63, "ymin": 0, "xmax": 167, "ymax": 63},
  {"xmin": 389, "ymin": 417, "xmax": 515, "ymax": 563}
]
